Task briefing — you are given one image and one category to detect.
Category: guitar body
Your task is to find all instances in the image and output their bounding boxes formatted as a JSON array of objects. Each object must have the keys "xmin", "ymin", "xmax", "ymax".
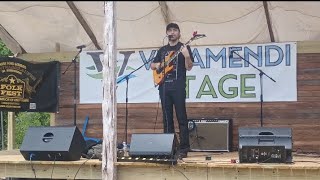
[
  {"xmin": 153, "ymin": 51, "xmax": 175, "ymax": 86},
  {"xmin": 152, "ymin": 34, "xmax": 205, "ymax": 87}
]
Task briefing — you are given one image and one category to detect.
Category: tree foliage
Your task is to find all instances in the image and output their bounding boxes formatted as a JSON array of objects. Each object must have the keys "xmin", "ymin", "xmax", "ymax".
[
  {"xmin": 15, "ymin": 112, "xmax": 50, "ymax": 148},
  {"xmin": 0, "ymin": 39, "xmax": 13, "ymax": 57}
]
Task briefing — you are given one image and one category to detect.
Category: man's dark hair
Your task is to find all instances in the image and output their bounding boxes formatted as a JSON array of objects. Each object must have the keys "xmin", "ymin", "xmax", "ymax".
[{"xmin": 166, "ymin": 23, "xmax": 180, "ymax": 32}]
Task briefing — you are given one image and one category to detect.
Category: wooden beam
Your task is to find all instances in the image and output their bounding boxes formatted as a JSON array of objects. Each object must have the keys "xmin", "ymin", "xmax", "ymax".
[
  {"xmin": 48, "ymin": 42, "xmax": 61, "ymax": 126},
  {"xmin": 17, "ymin": 51, "xmax": 78, "ymax": 62},
  {"xmin": 1, "ymin": 150, "xmax": 320, "ymax": 180},
  {"xmin": 102, "ymin": 1, "xmax": 117, "ymax": 180},
  {"xmin": 55, "ymin": 42, "xmax": 61, "ymax": 52},
  {"xmin": 0, "ymin": 111, "xmax": 4, "ymax": 149},
  {"xmin": 263, "ymin": 1, "xmax": 275, "ymax": 42},
  {"xmin": 0, "ymin": 152, "xmax": 102, "ymax": 179},
  {"xmin": 158, "ymin": 1, "xmax": 170, "ymax": 24},
  {"xmin": 66, "ymin": 1, "xmax": 102, "ymax": 50},
  {"xmin": 297, "ymin": 41, "xmax": 320, "ymax": 53},
  {"xmin": 0, "ymin": 24, "xmax": 26, "ymax": 55},
  {"xmin": 7, "ymin": 112, "xmax": 15, "ymax": 150}
]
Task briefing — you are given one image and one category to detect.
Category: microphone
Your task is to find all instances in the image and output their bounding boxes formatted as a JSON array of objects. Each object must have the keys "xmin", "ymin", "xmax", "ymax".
[
  {"xmin": 168, "ymin": 35, "xmax": 173, "ymax": 38},
  {"xmin": 76, "ymin": 45, "xmax": 86, "ymax": 49},
  {"xmin": 194, "ymin": 34, "xmax": 206, "ymax": 37}
]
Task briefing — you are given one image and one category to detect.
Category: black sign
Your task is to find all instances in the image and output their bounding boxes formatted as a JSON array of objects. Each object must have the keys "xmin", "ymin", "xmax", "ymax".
[{"xmin": 0, "ymin": 57, "xmax": 60, "ymax": 112}]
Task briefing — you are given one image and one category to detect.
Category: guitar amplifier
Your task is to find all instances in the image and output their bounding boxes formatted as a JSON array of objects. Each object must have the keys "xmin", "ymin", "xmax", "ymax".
[
  {"xmin": 188, "ymin": 118, "xmax": 232, "ymax": 152},
  {"xmin": 238, "ymin": 127, "xmax": 293, "ymax": 163}
]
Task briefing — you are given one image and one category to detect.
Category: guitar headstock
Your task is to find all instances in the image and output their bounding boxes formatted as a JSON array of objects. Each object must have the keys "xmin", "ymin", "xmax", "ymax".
[
  {"xmin": 193, "ymin": 31, "xmax": 198, "ymax": 37},
  {"xmin": 190, "ymin": 31, "xmax": 206, "ymax": 41}
]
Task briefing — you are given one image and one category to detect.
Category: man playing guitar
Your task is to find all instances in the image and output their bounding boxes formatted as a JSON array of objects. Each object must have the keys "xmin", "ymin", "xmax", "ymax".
[{"xmin": 150, "ymin": 23, "xmax": 194, "ymax": 159}]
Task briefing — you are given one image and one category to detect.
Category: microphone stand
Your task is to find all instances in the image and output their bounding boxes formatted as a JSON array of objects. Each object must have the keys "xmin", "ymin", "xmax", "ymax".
[
  {"xmin": 62, "ymin": 47, "xmax": 84, "ymax": 126},
  {"xmin": 231, "ymin": 51, "xmax": 276, "ymax": 127},
  {"xmin": 116, "ymin": 57, "xmax": 155, "ymax": 144}
]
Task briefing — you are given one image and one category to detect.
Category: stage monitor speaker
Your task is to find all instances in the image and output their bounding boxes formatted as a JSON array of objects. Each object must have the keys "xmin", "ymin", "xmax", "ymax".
[
  {"xmin": 20, "ymin": 126, "xmax": 86, "ymax": 161},
  {"xmin": 188, "ymin": 118, "xmax": 232, "ymax": 152},
  {"xmin": 238, "ymin": 127, "xmax": 292, "ymax": 163},
  {"xmin": 129, "ymin": 133, "xmax": 177, "ymax": 158}
]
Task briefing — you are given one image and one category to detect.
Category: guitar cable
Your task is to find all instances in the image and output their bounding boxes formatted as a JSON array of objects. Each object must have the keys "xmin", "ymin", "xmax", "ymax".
[
  {"xmin": 153, "ymin": 96, "xmax": 161, "ymax": 132},
  {"xmin": 163, "ymin": 45, "xmax": 169, "ymax": 133},
  {"xmin": 29, "ymin": 153, "xmax": 37, "ymax": 179}
]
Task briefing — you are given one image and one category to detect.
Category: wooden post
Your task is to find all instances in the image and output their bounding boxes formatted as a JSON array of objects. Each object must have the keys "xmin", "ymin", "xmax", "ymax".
[
  {"xmin": 7, "ymin": 112, "xmax": 15, "ymax": 150},
  {"xmin": 50, "ymin": 113, "xmax": 56, "ymax": 126},
  {"xmin": 50, "ymin": 43, "xmax": 60, "ymax": 126},
  {"xmin": 55, "ymin": 42, "xmax": 61, "ymax": 52},
  {"xmin": 102, "ymin": 1, "xmax": 117, "ymax": 180}
]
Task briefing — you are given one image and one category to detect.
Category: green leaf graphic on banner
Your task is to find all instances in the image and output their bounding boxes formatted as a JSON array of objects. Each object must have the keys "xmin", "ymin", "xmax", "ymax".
[
  {"xmin": 86, "ymin": 65, "xmax": 96, "ymax": 70},
  {"xmin": 86, "ymin": 73, "xmax": 102, "ymax": 79},
  {"xmin": 127, "ymin": 66, "xmax": 135, "ymax": 71}
]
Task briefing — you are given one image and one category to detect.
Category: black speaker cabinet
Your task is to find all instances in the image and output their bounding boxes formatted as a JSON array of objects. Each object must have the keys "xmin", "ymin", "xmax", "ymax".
[
  {"xmin": 238, "ymin": 127, "xmax": 293, "ymax": 163},
  {"xmin": 129, "ymin": 133, "xmax": 177, "ymax": 158},
  {"xmin": 188, "ymin": 118, "xmax": 232, "ymax": 152},
  {"xmin": 20, "ymin": 126, "xmax": 86, "ymax": 161}
]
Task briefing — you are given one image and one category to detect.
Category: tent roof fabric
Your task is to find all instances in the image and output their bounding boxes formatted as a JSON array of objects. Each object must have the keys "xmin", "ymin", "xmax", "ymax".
[{"xmin": 0, "ymin": 1, "xmax": 320, "ymax": 54}]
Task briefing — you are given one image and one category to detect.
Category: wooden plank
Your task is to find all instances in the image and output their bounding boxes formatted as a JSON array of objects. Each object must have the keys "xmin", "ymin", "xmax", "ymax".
[
  {"xmin": 49, "ymin": 42, "xmax": 61, "ymax": 126},
  {"xmin": 50, "ymin": 113, "xmax": 55, "ymax": 126},
  {"xmin": 17, "ymin": 51, "xmax": 78, "ymax": 62},
  {"xmin": 117, "ymin": 165, "xmax": 320, "ymax": 180},
  {"xmin": 297, "ymin": 41, "xmax": 320, "ymax": 53},
  {"xmin": 0, "ymin": 161, "xmax": 101, "ymax": 179},
  {"xmin": 55, "ymin": 42, "xmax": 61, "ymax": 52},
  {"xmin": 7, "ymin": 112, "xmax": 15, "ymax": 150},
  {"xmin": 0, "ymin": 150, "xmax": 319, "ymax": 180}
]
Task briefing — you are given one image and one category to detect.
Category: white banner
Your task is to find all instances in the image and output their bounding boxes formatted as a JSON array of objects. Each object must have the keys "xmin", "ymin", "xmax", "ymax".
[{"xmin": 79, "ymin": 42, "xmax": 297, "ymax": 104}]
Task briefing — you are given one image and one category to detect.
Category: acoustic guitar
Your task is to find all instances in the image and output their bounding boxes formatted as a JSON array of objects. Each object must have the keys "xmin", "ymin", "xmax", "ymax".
[{"xmin": 153, "ymin": 33, "xmax": 205, "ymax": 87}]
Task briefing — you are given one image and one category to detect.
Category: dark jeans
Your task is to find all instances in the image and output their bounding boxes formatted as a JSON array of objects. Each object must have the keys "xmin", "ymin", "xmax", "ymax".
[{"xmin": 159, "ymin": 86, "xmax": 190, "ymax": 153}]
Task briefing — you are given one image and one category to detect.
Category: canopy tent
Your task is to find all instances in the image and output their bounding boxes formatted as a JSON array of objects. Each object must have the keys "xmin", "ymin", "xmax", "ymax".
[{"xmin": 0, "ymin": 1, "xmax": 320, "ymax": 54}]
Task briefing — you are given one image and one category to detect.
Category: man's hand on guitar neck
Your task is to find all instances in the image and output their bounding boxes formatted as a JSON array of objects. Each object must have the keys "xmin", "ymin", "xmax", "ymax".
[
  {"xmin": 181, "ymin": 46, "xmax": 190, "ymax": 58},
  {"xmin": 151, "ymin": 62, "xmax": 162, "ymax": 70},
  {"xmin": 181, "ymin": 46, "xmax": 193, "ymax": 71}
]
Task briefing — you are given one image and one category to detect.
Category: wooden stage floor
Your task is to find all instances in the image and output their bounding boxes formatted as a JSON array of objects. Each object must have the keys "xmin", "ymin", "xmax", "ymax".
[{"xmin": 0, "ymin": 150, "xmax": 319, "ymax": 179}]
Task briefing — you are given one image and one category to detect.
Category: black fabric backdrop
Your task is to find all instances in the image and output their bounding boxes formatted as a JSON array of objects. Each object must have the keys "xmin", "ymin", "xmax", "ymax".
[{"xmin": 0, "ymin": 57, "xmax": 60, "ymax": 112}]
